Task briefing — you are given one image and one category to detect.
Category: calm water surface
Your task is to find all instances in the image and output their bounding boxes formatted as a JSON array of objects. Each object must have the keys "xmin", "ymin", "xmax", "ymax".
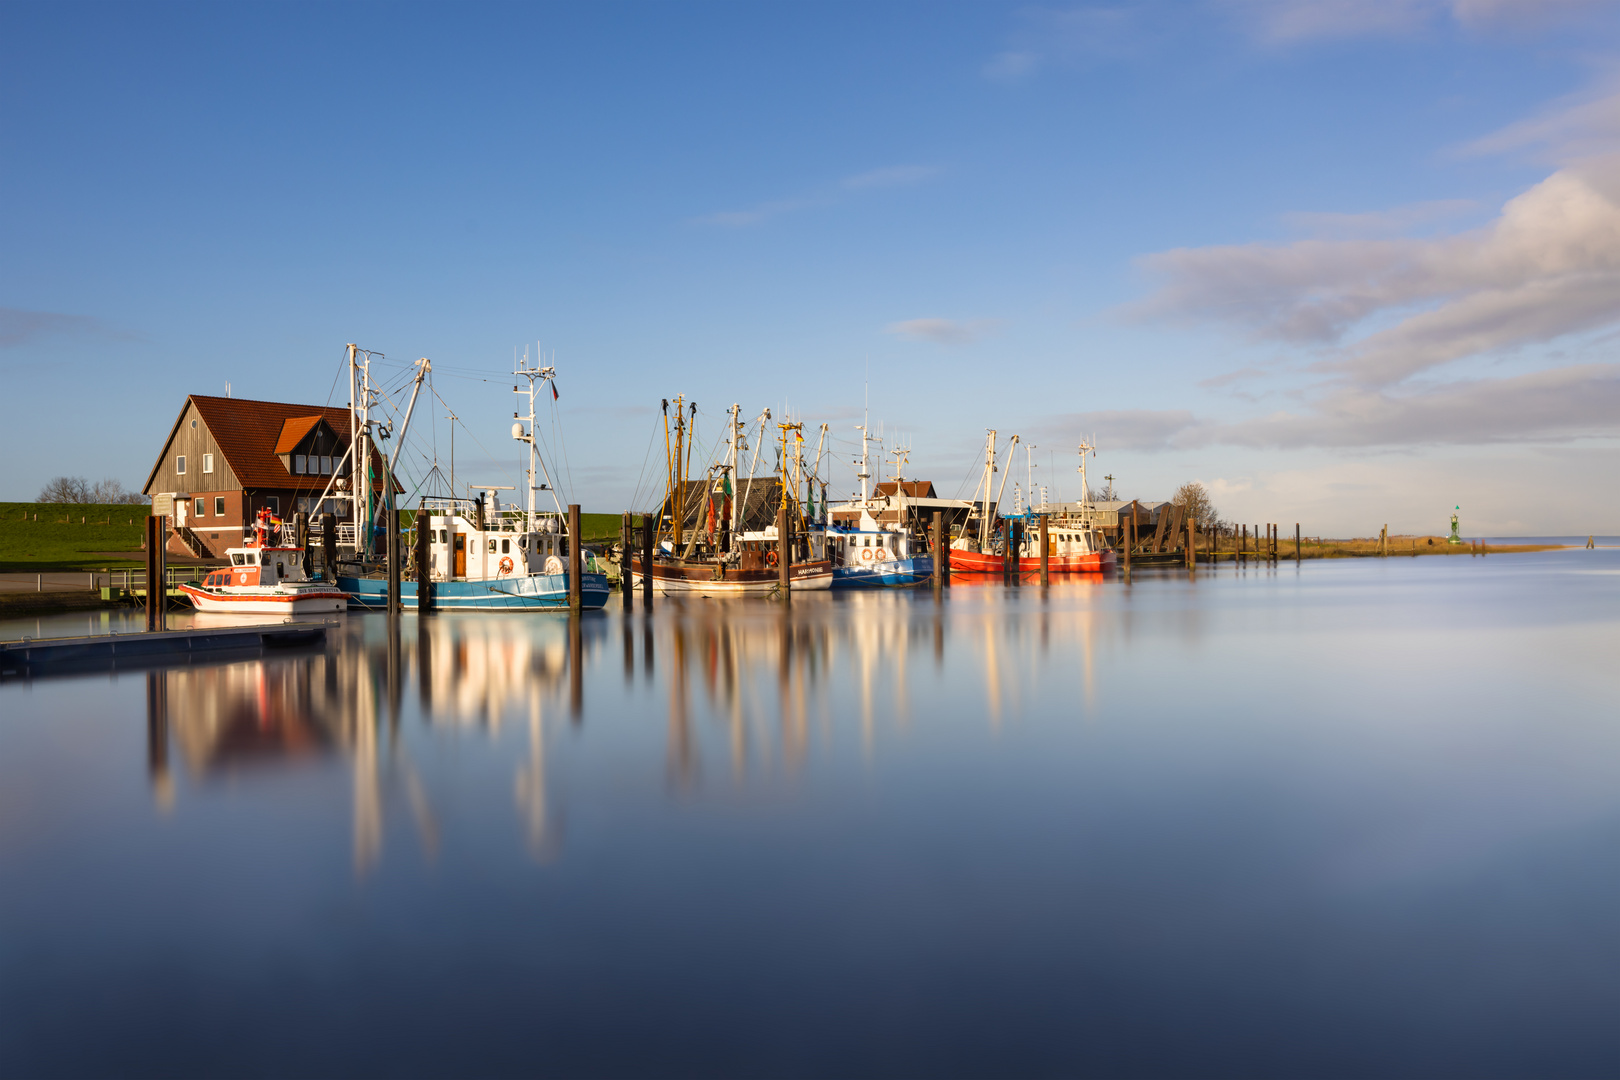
[{"xmin": 2, "ymin": 553, "xmax": 1617, "ymax": 1078}]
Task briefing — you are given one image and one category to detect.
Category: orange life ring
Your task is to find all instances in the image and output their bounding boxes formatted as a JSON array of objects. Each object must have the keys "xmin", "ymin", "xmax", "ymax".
[
  {"xmin": 498, "ymin": 556, "xmax": 514, "ymax": 575},
  {"xmin": 875, "ymin": 549, "xmax": 889, "ymax": 561},
  {"xmin": 766, "ymin": 550, "xmax": 778, "ymax": 567},
  {"xmin": 860, "ymin": 548, "xmax": 874, "ymax": 561}
]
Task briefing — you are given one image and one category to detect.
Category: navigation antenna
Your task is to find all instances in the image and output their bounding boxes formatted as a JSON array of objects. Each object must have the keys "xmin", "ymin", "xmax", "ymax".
[{"xmin": 511, "ymin": 350, "xmax": 564, "ymax": 531}]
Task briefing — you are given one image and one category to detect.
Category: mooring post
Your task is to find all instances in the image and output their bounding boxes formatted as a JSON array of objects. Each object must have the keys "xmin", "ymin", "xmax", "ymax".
[
  {"xmin": 1240, "ymin": 524, "xmax": 1246, "ymax": 567},
  {"xmin": 641, "ymin": 514, "xmax": 654, "ymax": 607},
  {"xmin": 321, "ymin": 513, "xmax": 337, "ymax": 581},
  {"xmin": 1039, "ymin": 513, "xmax": 1050, "ymax": 586},
  {"xmin": 932, "ymin": 510, "xmax": 944, "ymax": 595},
  {"xmin": 1123, "ymin": 513, "xmax": 1133, "ymax": 581},
  {"xmin": 1295, "ymin": 523, "xmax": 1301, "ymax": 565},
  {"xmin": 386, "ymin": 507, "xmax": 402, "ymax": 618},
  {"xmin": 777, "ymin": 501, "xmax": 791, "ymax": 602},
  {"xmin": 568, "ymin": 504, "xmax": 582, "ymax": 612},
  {"xmin": 144, "ymin": 515, "xmax": 161, "ymax": 631},
  {"xmin": 621, "ymin": 511, "xmax": 633, "ymax": 611},
  {"xmin": 415, "ymin": 508, "xmax": 433, "ymax": 614}
]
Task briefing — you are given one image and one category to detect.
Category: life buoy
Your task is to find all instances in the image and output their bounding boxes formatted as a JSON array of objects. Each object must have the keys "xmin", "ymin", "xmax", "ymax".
[
  {"xmin": 875, "ymin": 549, "xmax": 889, "ymax": 562},
  {"xmin": 860, "ymin": 548, "xmax": 874, "ymax": 561},
  {"xmin": 766, "ymin": 550, "xmax": 778, "ymax": 567},
  {"xmin": 498, "ymin": 556, "xmax": 514, "ymax": 575}
]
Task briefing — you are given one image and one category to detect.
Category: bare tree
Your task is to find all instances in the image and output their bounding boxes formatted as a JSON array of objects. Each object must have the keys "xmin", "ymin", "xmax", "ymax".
[
  {"xmin": 91, "ymin": 477, "xmax": 145, "ymax": 504},
  {"xmin": 37, "ymin": 475, "xmax": 144, "ymax": 504},
  {"xmin": 37, "ymin": 476, "xmax": 91, "ymax": 503},
  {"xmin": 1172, "ymin": 482, "xmax": 1218, "ymax": 531}
]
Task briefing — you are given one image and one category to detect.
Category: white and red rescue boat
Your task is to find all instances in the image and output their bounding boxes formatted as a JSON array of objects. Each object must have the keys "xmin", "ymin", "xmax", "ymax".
[{"xmin": 179, "ymin": 509, "xmax": 348, "ymax": 615}]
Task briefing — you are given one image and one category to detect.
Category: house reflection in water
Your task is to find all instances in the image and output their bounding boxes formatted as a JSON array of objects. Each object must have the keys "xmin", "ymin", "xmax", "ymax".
[{"xmin": 143, "ymin": 587, "xmax": 1106, "ymax": 872}]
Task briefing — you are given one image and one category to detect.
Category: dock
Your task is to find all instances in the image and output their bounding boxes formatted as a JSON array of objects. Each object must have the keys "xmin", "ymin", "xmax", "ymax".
[{"xmin": 1, "ymin": 621, "xmax": 332, "ymax": 678}]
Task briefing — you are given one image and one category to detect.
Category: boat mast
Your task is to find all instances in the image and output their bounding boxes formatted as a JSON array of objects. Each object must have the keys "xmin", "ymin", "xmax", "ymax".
[
  {"xmin": 348, "ymin": 344, "xmax": 360, "ymax": 549},
  {"xmin": 672, "ymin": 394, "xmax": 685, "ymax": 550},
  {"xmin": 728, "ymin": 403, "xmax": 741, "ymax": 551},
  {"xmin": 513, "ymin": 353, "xmax": 562, "ymax": 531},
  {"xmin": 388, "ymin": 358, "xmax": 431, "ymax": 478},
  {"xmin": 979, "ymin": 429, "xmax": 996, "ymax": 549}
]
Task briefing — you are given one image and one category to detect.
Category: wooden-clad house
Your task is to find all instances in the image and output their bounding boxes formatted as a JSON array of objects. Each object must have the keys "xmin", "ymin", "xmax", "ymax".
[{"xmin": 143, "ymin": 394, "xmax": 390, "ymax": 559}]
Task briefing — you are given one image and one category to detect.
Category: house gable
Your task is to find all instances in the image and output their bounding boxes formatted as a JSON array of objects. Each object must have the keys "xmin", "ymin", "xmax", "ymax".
[{"xmin": 143, "ymin": 398, "xmax": 241, "ymax": 497}]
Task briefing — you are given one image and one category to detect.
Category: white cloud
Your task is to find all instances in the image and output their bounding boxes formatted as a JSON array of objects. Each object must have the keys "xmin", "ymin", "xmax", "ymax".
[
  {"xmin": 1281, "ymin": 199, "xmax": 1477, "ymax": 238},
  {"xmin": 1226, "ymin": 0, "xmax": 1609, "ymax": 44},
  {"xmin": 695, "ymin": 165, "xmax": 939, "ymax": 227},
  {"xmin": 884, "ymin": 318, "xmax": 999, "ymax": 344},
  {"xmin": 1133, "ymin": 164, "xmax": 1620, "ymax": 386},
  {"xmin": 981, "ymin": 7, "xmax": 1141, "ymax": 82},
  {"xmin": 842, "ymin": 165, "xmax": 941, "ymax": 190},
  {"xmin": 0, "ymin": 307, "xmax": 129, "ymax": 348},
  {"xmin": 693, "ymin": 197, "xmax": 823, "ymax": 228}
]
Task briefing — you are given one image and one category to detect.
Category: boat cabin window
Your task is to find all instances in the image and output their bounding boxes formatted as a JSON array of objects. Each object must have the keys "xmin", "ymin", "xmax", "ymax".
[
  {"xmin": 438, "ymin": 530, "xmax": 448, "ymax": 544},
  {"xmin": 488, "ymin": 539, "xmax": 497, "ymax": 554},
  {"xmin": 501, "ymin": 538, "xmax": 510, "ymax": 554}
]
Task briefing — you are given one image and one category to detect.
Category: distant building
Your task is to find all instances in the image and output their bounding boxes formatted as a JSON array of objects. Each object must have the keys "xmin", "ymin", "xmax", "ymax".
[{"xmin": 142, "ymin": 394, "xmax": 389, "ymax": 559}]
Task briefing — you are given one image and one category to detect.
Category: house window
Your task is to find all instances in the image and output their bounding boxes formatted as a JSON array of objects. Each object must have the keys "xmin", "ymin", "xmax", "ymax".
[
  {"xmin": 194, "ymin": 498, "xmax": 205, "ymax": 517},
  {"xmin": 203, "ymin": 453, "xmax": 214, "ymax": 474},
  {"xmin": 321, "ymin": 455, "xmax": 332, "ymax": 474},
  {"xmin": 176, "ymin": 455, "xmax": 186, "ymax": 475},
  {"xmin": 215, "ymin": 497, "xmax": 225, "ymax": 516},
  {"xmin": 294, "ymin": 454, "xmax": 307, "ymax": 474},
  {"xmin": 265, "ymin": 497, "xmax": 279, "ymax": 515}
]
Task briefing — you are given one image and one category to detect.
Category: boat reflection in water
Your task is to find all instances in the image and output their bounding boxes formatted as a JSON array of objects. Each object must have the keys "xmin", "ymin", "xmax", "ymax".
[{"xmin": 143, "ymin": 588, "xmax": 1109, "ymax": 871}]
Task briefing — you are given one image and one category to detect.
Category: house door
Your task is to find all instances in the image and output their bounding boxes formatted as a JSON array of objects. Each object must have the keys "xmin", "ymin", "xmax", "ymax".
[{"xmin": 454, "ymin": 533, "xmax": 466, "ymax": 577}]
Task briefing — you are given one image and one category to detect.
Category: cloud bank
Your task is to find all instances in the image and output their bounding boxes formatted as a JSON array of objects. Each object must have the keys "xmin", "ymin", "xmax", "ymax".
[
  {"xmin": 1123, "ymin": 82, "xmax": 1620, "ymax": 450},
  {"xmin": 884, "ymin": 318, "xmax": 999, "ymax": 344}
]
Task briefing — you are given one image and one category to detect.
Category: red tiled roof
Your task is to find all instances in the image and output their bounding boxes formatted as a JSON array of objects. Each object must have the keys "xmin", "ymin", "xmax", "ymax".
[
  {"xmin": 875, "ymin": 480, "xmax": 936, "ymax": 499},
  {"xmin": 273, "ymin": 415, "xmax": 326, "ymax": 455},
  {"xmin": 144, "ymin": 395, "xmax": 391, "ymax": 493}
]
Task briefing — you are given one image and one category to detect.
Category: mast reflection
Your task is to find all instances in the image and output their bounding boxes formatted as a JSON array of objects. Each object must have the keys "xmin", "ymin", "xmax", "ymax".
[{"xmin": 140, "ymin": 585, "xmax": 1118, "ymax": 872}]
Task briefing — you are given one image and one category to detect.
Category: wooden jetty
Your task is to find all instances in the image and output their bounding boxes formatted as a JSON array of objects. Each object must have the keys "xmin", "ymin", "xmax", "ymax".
[{"xmin": 1, "ymin": 621, "xmax": 331, "ymax": 678}]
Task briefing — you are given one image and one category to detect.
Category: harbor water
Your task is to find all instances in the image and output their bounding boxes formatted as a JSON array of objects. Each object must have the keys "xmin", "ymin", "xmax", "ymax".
[{"xmin": 2, "ymin": 551, "xmax": 1616, "ymax": 1077}]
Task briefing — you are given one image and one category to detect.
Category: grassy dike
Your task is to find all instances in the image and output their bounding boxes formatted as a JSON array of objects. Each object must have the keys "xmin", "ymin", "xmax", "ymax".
[
  {"xmin": 0, "ymin": 503, "xmax": 152, "ymax": 573},
  {"xmin": 0, "ymin": 503, "xmax": 630, "ymax": 574}
]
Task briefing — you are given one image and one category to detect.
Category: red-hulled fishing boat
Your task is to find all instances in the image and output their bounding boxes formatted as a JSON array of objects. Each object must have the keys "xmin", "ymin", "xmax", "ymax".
[{"xmin": 949, "ymin": 437, "xmax": 1117, "ymax": 574}]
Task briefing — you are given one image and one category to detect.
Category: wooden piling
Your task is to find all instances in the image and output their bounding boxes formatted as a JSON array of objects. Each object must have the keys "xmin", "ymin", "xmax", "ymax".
[
  {"xmin": 144, "ymin": 515, "xmax": 163, "ymax": 631},
  {"xmin": 621, "ymin": 511, "xmax": 633, "ymax": 611},
  {"xmin": 1039, "ymin": 513, "xmax": 1049, "ymax": 586},
  {"xmin": 386, "ymin": 508, "xmax": 402, "ymax": 617},
  {"xmin": 1240, "ymin": 524, "xmax": 1246, "ymax": 567},
  {"xmin": 320, "ymin": 513, "xmax": 337, "ymax": 580},
  {"xmin": 777, "ymin": 501, "xmax": 791, "ymax": 601},
  {"xmin": 641, "ymin": 514, "xmax": 654, "ymax": 606},
  {"xmin": 1123, "ymin": 513, "xmax": 1132, "ymax": 580},
  {"xmin": 415, "ymin": 509, "xmax": 433, "ymax": 613},
  {"xmin": 568, "ymin": 504, "xmax": 582, "ymax": 612},
  {"xmin": 1187, "ymin": 516, "xmax": 1195, "ymax": 573},
  {"xmin": 1295, "ymin": 523, "xmax": 1301, "ymax": 564},
  {"xmin": 932, "ymin": 511, "xmax": 944, "ymax": 594}
]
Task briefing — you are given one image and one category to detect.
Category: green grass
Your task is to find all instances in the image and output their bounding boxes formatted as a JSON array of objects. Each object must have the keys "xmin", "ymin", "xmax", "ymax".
[
  {"xmin": 0, "ymin": 503, "xmax": 630, "ymax": 572},
  {"xmin": 0, "ymin": 502, "xmax": 152, "ymax": 572}
]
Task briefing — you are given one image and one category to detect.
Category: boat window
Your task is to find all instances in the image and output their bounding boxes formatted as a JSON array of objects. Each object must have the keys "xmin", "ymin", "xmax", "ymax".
[
  {"xmin": 502, "ymin": 539, "xmax": 510, "ymax": 554},
  {"xmin": 438, "ymin": 530, "xmax": 448, "ymax": 544},
  {"xmin": 259, "ymin": 552, "xmax": 269, "ymax": 566},
  {"xmin": 518, "ymin": 535, "xmax": 527, "ymax": 550},
  {"xmin": 488, "ymin": 539, "xmax": 497, "ymax": 554}
]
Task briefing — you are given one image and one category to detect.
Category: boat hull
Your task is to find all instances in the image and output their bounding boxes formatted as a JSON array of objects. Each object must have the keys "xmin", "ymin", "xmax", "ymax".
[
  {"xmin": 830, "ymin": 556, "xmax": 933, "ymax": 589},
  {"xmin": 628, "ymin": 556, "xmax": 832, "ymax": 595},
  {"xmin": 179, "ymin": 582, "xmax": 350, "ymax": 615},
  {"xmin": 338, "ymin": 573, "xmax": 611, "ymax": 611},
  {"xmin": 949, "ymin": 548, "xmax": 1117, "ymax": 574}
]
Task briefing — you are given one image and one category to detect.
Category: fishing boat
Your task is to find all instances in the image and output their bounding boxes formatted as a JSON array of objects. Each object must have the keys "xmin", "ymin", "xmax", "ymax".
[
  {"xmin": 180, "ymin": 509, "xmax": 350, "ymax": 614},
  {"xmin": 628, "ymin": 398, "xmax": 833, "ymax": 595},
  {"xmin": 819, "ymin": 420, "xmax": 933, "ymax": 589},
  {"xmin": 949, "ymin": 437, "xmax": 1117, "ymax": 574},
  {"xmin": 339, "ymin": 354, "xmax": 609, "ymax": 611}
]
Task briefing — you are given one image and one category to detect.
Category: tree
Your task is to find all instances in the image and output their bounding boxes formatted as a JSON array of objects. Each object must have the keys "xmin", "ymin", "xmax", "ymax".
[
  {"xmin": 37, "ymin": 476, "xmax": 91, "ymax": 503},
  {"xmin": 36, "ymin": 475, "xmax": 145, "ymax": 504},
  {"xmin": 1172, "ymin": 482, "xmax": 1218, "ymax": 532}
]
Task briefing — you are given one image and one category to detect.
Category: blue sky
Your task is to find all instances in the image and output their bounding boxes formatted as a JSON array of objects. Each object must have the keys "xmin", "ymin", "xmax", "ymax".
[{"xmin": 4, "ymin": 1, "xmax": 1617, "ymax": 534}]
